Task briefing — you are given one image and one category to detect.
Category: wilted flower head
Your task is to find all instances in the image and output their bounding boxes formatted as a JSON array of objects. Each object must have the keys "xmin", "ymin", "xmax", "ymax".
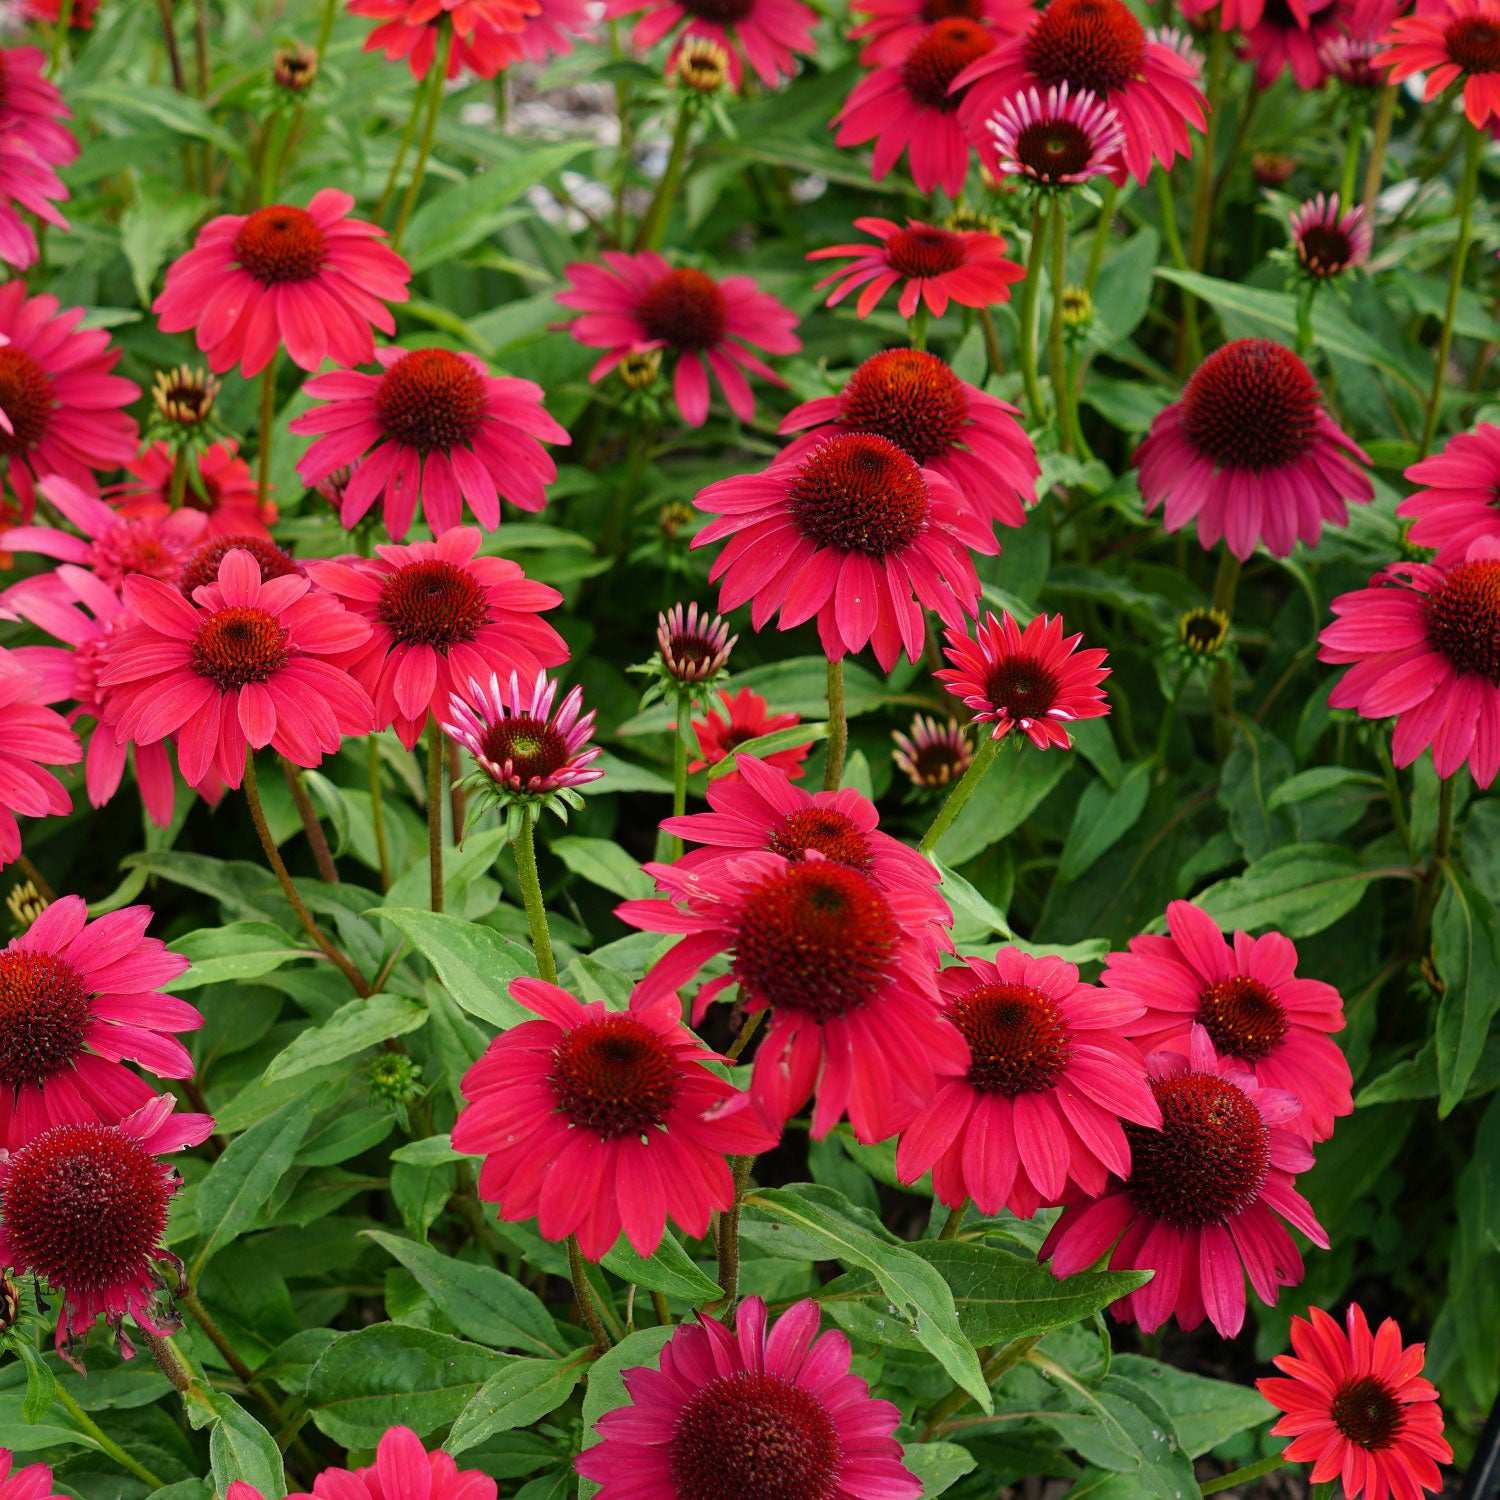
[{"xmin": 274, "ymin": 42, "xmax": 319, "ymax": 91}]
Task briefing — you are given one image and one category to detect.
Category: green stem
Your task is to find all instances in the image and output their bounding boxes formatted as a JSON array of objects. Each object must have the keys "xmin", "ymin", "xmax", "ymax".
[
  {"xmin": 1412, "ymin": 774, "xmax": 1456, "ymax": 946},
  {"xmin": 1376, "ymin": 735, "xmax": 1412, "ymax": 859},
  {"xmin": 256, "ymin": 356, "xmax": 278, "ymax": 517},
  {"xmin": 376, "ymin": 81, "xmax": 427, "ymax": 223},
  {"xmin": 1201, "ymin": 1455, "xmax": 1288, "ymax": 1496},
  {"xmin": 155, "ymin": 0, "xmax": 189, "ymax": 92},
  {"xmin": 1048, "ymin": 194, "xmax": 1080, "ymax": 454},
  {"xmin": 282, "ymin": 757, "xmax": 338, "ymax": 883},
  {"xmin": 938, "ymin": 1201, "xmax": 966, "ymax": 1239},
  {"xmin": 1339, "ymin": 112, "xmax": 1362, "ymax": 210},
  {"xmin": 919, "ymin": 1335, "xmax": 1041, "ymax": 1439},
  {"xmin": 664, "ymin": 686, "xmax": 691, "ymax": 861},
  {"xmin": 513, "ymin": 805, "xmax": 557, "ymax": 983},
  {"xmin": 48, "ymin": 0, "xmax": 75, "ymax": 74},
  {"xmin": 167, "ymin": 447, "xmax": 190, "ymax": 511},
  {"xmin": 713, "ymin": 1154, "xmax": 754, "ymax": 1311},
  {"xmin": 823, "ymin": 658, "xmax": 846, "ymax": 791},
  {"xmin": 1180, "ymin": 27, "xmax": 1227, "ymax": 372},
  {"xmin": 1153, "ymin": 661, "xmax": 1192, "ymax": 772},
  {"xmin": 1361, "ymin": 85, "xmax": 1397, "ymax": 217},
  {"xmin": 567, "ymin": 1236, "xmax": 611, "ymax": 1354},
  {"xmin": 1153, "ymin": 167, "xmax": 1189, "ymax": 272},
  {"xmin": 368, "ymin": 736, "xmax": 391, "ymax": 891},
  {"xmin": 909, "ymin": 303, "xmax": 929, "ymax": 352},
  {"xmin": 1084, "ymin": 179, "xmax": 1118, "ymax": 293},
  {"xmin": 52, "ymin": 1383, "xmax": 166, "ymax": 1488},
  {"xmin": 1419, "ymin": 123, "xmax": 1484, "ymax": 457},
  {"xmin": 390, "ymin": 23, "xmax": 453, "ymax": 253},
  {"xmin": 634, "ymin": 97, "xmax": 694, "ymax": 251},
  {"xmin": 1210, "ymin": 551, "xmax": 1242, "ymax": 758},
  {"xmin": 978, "ymin": 306, "xmax": 1004, "ymax": 384},
  {"xmin": 1017, "ymin": 198, "xmax": 1048, "ymax": 427},
  {"xmin": 426, "ymin": 719, "xmax": 444, "ymax": 913},
  {"xmin": 919, "ymin": 733, "xmax": 1000, "ymax": 856},
  {"xmin": 1295, "ymin": 281, "xmax": 1317, "ymax": 360}
]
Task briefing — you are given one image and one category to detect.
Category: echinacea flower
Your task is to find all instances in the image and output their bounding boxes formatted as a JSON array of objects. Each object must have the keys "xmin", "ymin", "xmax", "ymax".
[
  {"xmin": 576, "ymin": 1296, "xmax": 920, "ymax": 1500},
  {"xmin": 0, "ymin": 48, "xmax": 79, "ymax": 174},
  {"xmin": 694, "ymin": 433, "xmax": 996, "ymax": 671},
  {"xmin": 850, "ymin": 0, "xmax": 1031, "ymax": 65},
  {"xmin": 619, "ymin": 849, "xmax": 963, "ymax": 1141},
  {"xmin": 987, "ymin": 81, "xmax": 1126, "ymax": 185},
  {"xmin": 0, "ymin": 649, "xmax": 80, "ymax": 868},
  {"xmin": 954, "ymin": 0, "xmax": 1207, "ymax": 183},
  {"xmin": 348, "ymin": 0, "xmax": 535, "ymax": 78},
  {"xmin": 452, "ymin": 978, "xmax": 778, "ymax": 1258},
  {"xmin": 656, "ymin": 601, "xmax": 737, "ymax": 685},
  {"xmin": 1321, "ymin": 30, "xmax": 1385, "ymax": 84},
  {"xmin": 100, "ymin": 548, "xmax": 376, "ymax": 791},
  {"xmin": 780, "ymin": 347, "xmax": 1038, "ymax": 531},
  {"xmin": 0, "ymin": 132, "xmax": 69, "ymax": 273},
  {"xmin": 603, "ymin": 0, "xmax": 818, "ymax": 89},
  {"xmin": 1257, "ymin": 1305, "xmax": 1452, "ymax": 1500},
  {"xmin": 832, "ymin": 18, "xmax": 998, "ymax": 197},
  {"xmin": 0, "ymin": 894, "xmax": 198, "ymax": 1150},
  {"xmin": 687, "ymin": 686, "xmax": 811, "ymax": 781},
  {"xmin": 0, "ymin": 1093, "xmax": 213, "ymax": 1354},
  {"xmin": 177, "ymin": 534, "xmax": 299, "ymax": 599},
  {"xmin": 808, "ymin": 216, "xmax": 1024, "ymax": 320},
  {"xmin": 292, "ymin": 347, "xmax": 569, "ymax": 539},
  {"xmin": 0, "ymin": 285, "xmax": 140, "ymax": 518},
  {"xmin": 1101, "ymin": 900, "xmax": 1353, "ymax": 1143},
  {"xmin": 0, "ymin": 1450, "xmax": 65, "ymax": 1500},
  {"xmin": 893, "ymin": 713, "xmax": 972, "ymax": 787},
  {"xmin": 1246, "ymin": 0, "xmax": 1345, "ymax": 88},
  {"xmin": 936, "ymin": 610, "xmax": 1110, "ymax": 748},
  {"xmin": 557, "ymin": 253, "xmax": 801, "ymax": 429},
  {"xmin": 897, "ymin": 950, "xmax": 1160, "ymax": 1217},
  {"xmin": 1041, "ymin": 1026, "xmax": 1330, "ymax": 1338},
  {"xmin": 1376, "ymin": 0, "xmax": 1500, "ymax": 128},
  {"xmin": 1290, "ymin": 192, "xmax": 1372, "ymax": 278},
  {"xmin": 115, "ymin": 440, "xmax": 276, "ymax": 539},
  {"xmin": 153, "ymin": 190, "xmax": 412, "ymax": 378},
  {"xmin": 229, "ymin": 1427, "xmax": 498, "ymax": 1500},
  {"xmin": 1318, "ymin": 536, "xmax": 1500, "ymax": 787},
  {"xmin": 1397, "ymin": 422, "xmax": 1500, "ymax": 566},
  {"xmin": 1137, "ymin": 338, "xmax": 1374, "ymax": 560},
  {"xmin": 307, "ymin": 526, "xmax": 568, "ymax": 748}
]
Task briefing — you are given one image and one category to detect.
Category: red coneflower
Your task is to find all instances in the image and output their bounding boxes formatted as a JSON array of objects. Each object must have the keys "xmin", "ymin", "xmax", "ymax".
[
  {"xmin": 0, "ymin": 650, "xmax": 80, "ymax": 869},
  {"xmin": 851, "ymin": 0, "xmax": 1030, "ymax": 64},
  {"xmin": 892, "ymin": 713, "xmax": 972, "ymax": 787},
  {"xmin": 0, "ymin": 133, "xmax": 69, "ymax": 275},
  {"xmin": 603, "ymin": 0, "xmax": 818, "ymax": 88},
  {"xmin": 986, "ymin": 81, "xmax": 1126, "ymax": 184},
  {"xmin": 349, "ymin": 0, "xmax": 535, "ymax": 78},
  {"xmin": 292, "ymin": 347, "xmax": 569, "ymax": 539},
  {"xmin": 576, "ymin": 1297, "xmax": 920, "ymax": 1500},
  {"xmin": 808, "ymin": 216, "xmax": 1024, "ymax": 320},
  {"xmin": 0, "ymin": 48, "xmax": 79, "ymax": 174},
  {"xmin": 1138, "ymin": 339, "xmax": 1374, "ymax": 560},
  {"xmin": 1245, "ymin": 0, "xmax": 1346, "ymax": 88},
  {"xmin": 1290, "ymin": 192, "xmax": 1372, "ymax": 278},
  {"xmin": 115, "ymin": 440, "xmax": 275, "ymax": 539},
  {"xmin": 232, "ymin": 1426, "xmax": 499, "ymax": 1500},
  {"xmin": 1376, "ymin": 0, "xmax": 1500, "ymax": 128},
  {"xmin": 779, "ymin": 348, "xmax": 1038, "ymax": 532},
  {"xmin": 1397, "ymin": 422, "xmax": 1500, "ymax": 566},
  {"xmin": 686, "ymin": 686, "xmax": 812, "ymax": 781},
  {"xmin": 443, "ymin": 670, "xmax": 604, "ymax": 798},
  {"xmin": 177, "ymin": 534, "xmax": 299, "ymax": 599},
  {"xmin": 1257, "ymin": 1305, "xmax": 1452, "ymax": 1500}
]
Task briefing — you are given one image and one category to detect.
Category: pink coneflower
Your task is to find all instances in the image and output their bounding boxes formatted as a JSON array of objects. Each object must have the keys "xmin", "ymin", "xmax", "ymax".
[
  {"xmin": 1321, "ymin": 31, "xmax": 1386, "ymax": 84},
  {"xmin": 1137, "ymin": 339, "xmax": 1374, "ymax": 560},
  {"xmin": 443, "ymin": 669, "xmax": 604, "ymax": 797},
  {"xmin": 232, "ymin": 1428, "xmax": 499, "ymax": 1500},
  {"xmin": 153, "ymin": 190, "xmax": 412, "ymax": 378},
  {"xmin": 893, "ymin": 713, "xmax": 972, "ymax": 787},
  {"xmin": 936, "ymin": 610, "xmax": 1110, "ymax": 748},
  {"xmin": 808, "ymin": 216, "xmax": 1024, "ymax": 320},
  {"xmin": 0, "ymin": 1093, "xmax": 212, "ymax": 1354},
  {"xmin": 307, "ymin": 526, "xmax": 567, "ymax": 749},
  {"xmin": 453, "ymin": 978, "xmax": 777, "ymax": 1258},
  {"xmin": 686, "ymin": 686, "xmax": 812, "ymax": 781},
  {"xmin": 557, "ymin": 253, "xmax": 800, "ymax": 429},
  {"xmin": 1290, "ymin": 192, "xmax": 1371, "ymax": 278},
  {"xmin": 349, "ymin": 0, "xmax": 535, "ymax": 78},
  {"xmin": 694, "ymin": 434, "xmax": 995, "ymax": 671},
  {"xmin": 603, "ymin": 0, "xmax": 818, "ymax": 89},
  {"xmin": 657, "ymin": 601, "xmax": 737, "ymax": 684},
  {"xmin": 832, "ymin": 18, "xmax": 998, "ymax": 197},
  {"xmin": 0, "ymin": 285, "xmax": 139, "ymax": 519},
  {"xmin": 1318, "ymin": 536, "xmax": 1500, "ymax": 788},
  {"xmin": 292, "ymin": 347, "xmax": 569, "ymax": 540},
  {"xmin": 897, "ymin": 950, "xmax": 1160, "ymax": 1217},
  {"xmin": 1257, "ymin": 1305, "xmax": 1452, "ymax": 1500},
  {"xmin": 1245, "ymin": 0, "xmax": 1345, "ymax": 88},
  {"xmin": 23, "ymin": 0, "xmax": 101, "ymax": 27},
  {"xmin": 0, "ymin": 49, "xmax": 78, "ymax": 171},
  {"xmin": 0, "ymin": 1451, "xmax": 66, "ymax": 1500},
  {"xmin": 1178, "ymin": 0, "xmax": 1310, "ymax": 30},
  {"xmin": 467, "ymin": 0, "xmax": 596, "ymax": 68},
  {"xmin": 1397, "ymin": 422, "xmax": 1500, "ymax": 566},
  {"xmin": 0, "ymin": 894, "xmax": 198, "ymax": 1150},
  {"xmin": 851, "ymin": 0, "xmax": 1030, "ymax": 64},
  {"xmin": 1377, "ymin": 0, "xmax": 1500, "ymax": 127},
  {"xmin": 619, "ymin": 850, "xmax": 963, "ymax": 1141},
  {"xmin": 987, "ymin": 82, "xmax": 1126, "ymax": 184},
  {"xmin": 954, "ymin": 0, "xmax": 1207, "ymax": 183},
  {"xmin": 1041, "ymin": 1026, "xmax": 1329, "ymax": 1338},
  {"xmin": 115, "ymin": 440, "xmax": 275, "ymax": 539},
  {"xmin": 0, "ymin": 133, "xmax": 69, "ymax": 273},
  {"xmin": 177, "ymin": 534, "xmax": 299, "ymax": 599},
  {"xmin": 0, "ymin": 650, "xmax": 79, "ymax": 869},
  {"xmin": 780, "ymin": 348, "xmax": 1038, "ymax": 532},
  {"xmin": 576, "ymin": 1296, "xmax": 920, "ymax": 1500},
  {"xmin": 1102, "ymin": 900, "xmax": 1353, "ymax": 1143},
  {"xmin": 100, "ymin": 548, "xmax": 376, "ymax": 791}
]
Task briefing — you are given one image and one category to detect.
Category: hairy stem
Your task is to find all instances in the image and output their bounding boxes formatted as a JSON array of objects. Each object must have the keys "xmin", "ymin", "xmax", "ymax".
[
  {"xmin": 919, "ymin": 733, "xmax": 1001, "ymax": 856},
  {"xmin": 823, "ymin": 657, "xmax": 847, "ymax": 791},
  {"xmin": 281, "ymin": 758, "xmax": 338, "ymax": 883},
  {"xmin": 514, "ymin": 805, "xmax": 557, "ymax": 983}
]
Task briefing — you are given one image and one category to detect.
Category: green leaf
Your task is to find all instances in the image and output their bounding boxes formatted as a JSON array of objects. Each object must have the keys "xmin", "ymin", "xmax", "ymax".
[
  {"xmin": 372, "ymin": 906, "xmax": 535, "ymax": 1028},
  {"xmin": 601, "ymin": 1230, "xmax": 723, "ymax": 1302},
  {"xmin": 1193, "ymin": 844, "xmax": 1402, "ymax": 937},
  {"xmin": 1433, "ymin": 864, "xmax": 1500, "ymax": 1115},
  {"xmin": 15, "ymin": 1343, "xmax": 55, "ymax": 1427},
  {"xmin": 207, "ymin": 1393, "xmax": 286, "ymax": 1500},
  {"xmin": 263, "ymin": 993, "xmax": 427, "ymax": 1083},
  {"xmin": 1267, "ymin": 767, "xmax": 1382, "ymax": 809},
  {"xmin": 120, "ymin": 174, "xmax": 207, "ymax": 305},
  {"xmin": 933, "ymin": 749, "xmax": 1070, "ymax": 867},
  {"xmin": 166, "ymin": 921, "xmax": 310, "ymax": 991},
  {"xmin": 1109, "ymin": 1355, "xmax": 1273, "ymax": 1457},
  {"xmin": 904, "ymin": 1443, "xmax": 977, "ymax": 1499},
  {"xmin": 705, "ymin": 722, "xmax": 827, "ymax": 779},
  {"xmin": 122, "ymin": 852, "xmax": 277, "ymax": 920},
  {"xmin": 76, "ymin": 82, "xmax": 248, "ymax": 164},
  {"xmin": 577, "ymin": 1327, "xmax": 676, "ymax": 1500},
  {"xmin": 551, "ymin": 837, "xmax": 654, "ymax": 900},
  {"xmin": 444, "ymin": 1355, "xmax": 588, "ymax": 1456},
  {"xmin": 1058, "ymin": 761, "xmax": 1152, "ymax": 883}
]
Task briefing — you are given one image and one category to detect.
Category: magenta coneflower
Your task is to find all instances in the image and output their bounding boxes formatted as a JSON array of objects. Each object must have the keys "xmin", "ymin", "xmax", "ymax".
[
  {"xmin": 0, "ymin": 650, "xmax": 79, "ymax": 869},
  {"xmin": 576, "ymin": 1296, "xmax": 920, "ymax": 1500},
  {"xmin": 893, "ymin": 713, "xmax": 972, "ymax": 787},
  {"xmin": 687, "ymin": 686, "xmax": 811, "ymax": 781},
  {"xmin": 0, "ymin": 894, "xmax": 198, "ymax": 1150},
  {"xmin": 0, "ymin": 49, "xmax": 78, "ymax": 174},
  {"xmin": 808, "ymin": 216, "xmax": 1024, "ymax": 319},
  {"xmin": 603, "ymin": 0, "xmax": 817, "ymax": 88},
  {"xmin": 1246, "ymin": 0, "xmax": 1345, "ymax": 89},
  {"xmin": 936, "ymin": 610, "xmax": 1110, "ymax": 748},
  {"xmin": 1321, "ymin": 31, "xmax": 1386, "ymax": 85},
  {"xmin": 1377, "ymin": 0, "xmax": 1500, "ymax": 128},
  {"xmin": 349, "ymin": 0, "xmax": 534, "ymax": 78},
  {"xmin": 0, "ymin": 286, "xmax": 139, "ymax": 519},
  {"xmin": 1397, "ymin": 422, "xmax": 1500, "ymax": 566},
  {"xmin": 444, "ymin": 669, "xmax": 604, "ymax": 798},
  {"xmin": 292, "ymin": 347, "xmax": 569, "ymax": 539},
  {"xmin": 558, "ymin": 252, "xmax": 800, "ymax": 429},
  {"xmin": 488, "ymin": 0, "xmax": 596, "ymax": 65},
  {"xmin": 115, "ymin": 440, "xmax": 275, "ymax": 539},
  {"xmin": 1318, "ymin": 537, "xmax": 1500, "ymax": 788},
  {"xmin": 0, "ymin": 133, "xmax": 69, "ymax": 273},
  {"xmin": 453, "ymin": 978, "xmax": 777, "ymax": 1258},
  {"xmin": 779, "ymin": 348, "xmax": 1038, "ymax": 531},
  {"xmin": 619, "ymin": 850, "xmax": 962, "ymax": 1141},
  {"xmin": 101, "ymin": 548, "xmax": 376, "ymax": 791},
  {"xmin": 1258, "ymin": 1305, "xmax": 1452, "ymax": 1500},
  {"xmin": 153, "ymin": 190, "xmax": 412, "ymax": 377},
  {"xmin": 177, "ymin": 534, "xmax": 299, "ymax": 599},
  {"xmin": 1041, "ymin": 1026, "xmax": 1330, "ymax": 1338},
  {"xmin": 1290, "ymin": 192, "xmax": 1371, "ymax": 278},
  {"xmin": 0, "ymin": 1093, "xmax": 213, "ymax": 1354},
  {"xmin": 832, "ymin": 18, "xmax": 998, "ymax": 197},
  {"xmin": 851, "ymin": 0, "xmax": 1031, "ymax": 64},
  {"xmin": 0, "ymin": 1450, "xmax": 66, "ymax": 1500},
  {"xmin": 268, "ymin": 1427, "xmax": 497, "ymax": 1500},
  {"xmin": 898, "ymin": 950, "xmax": 1160, "ymax": 1217},
  {"xmin": 986, "ymin": 82, "xmax": 1126, "ymax": 184},
  {"xmin": 657, "ymin": 601, "xmax": 737, "ymax": 684},
  {"xmin": 954, "ymin": 0, "xmax": 1207, "ymax": 183},
  {"xmin": 308, "ymin": 528, "xmax": 566, "ymax": 748},
  {"xmin": 694, "ymin": 434, "xmax": 995, "ymax": 671},
  {"xmin": 1138, "ymin": 339, "xmax": 1374, "ymax": 559},
  {"xmin": 1102, "ymin": 900, "xmax": 1353, "ymax": 1143}
]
